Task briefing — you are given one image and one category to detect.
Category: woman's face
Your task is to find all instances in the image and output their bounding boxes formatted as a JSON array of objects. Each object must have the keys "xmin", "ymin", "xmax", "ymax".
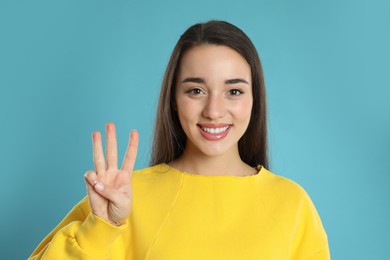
[{"xmin": 175, "ymin": 44, "xmax": 253, "ymax": 158}]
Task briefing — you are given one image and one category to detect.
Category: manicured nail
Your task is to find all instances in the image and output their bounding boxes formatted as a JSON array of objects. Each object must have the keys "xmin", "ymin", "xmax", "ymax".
[{"xmin": 95, "ymin": 182, "xmax": 104, "ymax": 191}]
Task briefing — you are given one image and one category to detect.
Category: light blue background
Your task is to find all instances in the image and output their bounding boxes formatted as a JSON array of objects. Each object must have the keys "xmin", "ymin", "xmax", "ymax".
[{"xmin": 0, "ymin": 0, "xmax": 389, "ymax": 259}]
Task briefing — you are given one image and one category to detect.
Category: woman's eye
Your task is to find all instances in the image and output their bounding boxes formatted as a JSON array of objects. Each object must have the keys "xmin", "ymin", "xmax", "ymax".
[
  {"xmin": 188, "ymin": 88, "xmax": 204, "ymax": 95},
  {"xmin": 228, "ymin": 89, "xmax": 243, "ymax": 96}
]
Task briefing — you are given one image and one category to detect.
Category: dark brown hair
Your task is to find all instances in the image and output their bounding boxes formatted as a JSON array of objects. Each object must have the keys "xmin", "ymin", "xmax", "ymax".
[{"xmin": 150, "ymin": 20, "xmax": 269, "ymax": 169}]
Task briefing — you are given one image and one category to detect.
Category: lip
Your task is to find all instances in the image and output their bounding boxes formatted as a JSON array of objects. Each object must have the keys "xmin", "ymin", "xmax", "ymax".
[{"xmin": 197, "ymin": 123, "xmax": 232, "ymax": 141}]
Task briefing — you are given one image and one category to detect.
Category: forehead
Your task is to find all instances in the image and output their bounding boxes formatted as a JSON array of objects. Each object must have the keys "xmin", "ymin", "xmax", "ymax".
[{"xmin": 177, "ymin": 44, "xmax": 251, "ymax": 81}]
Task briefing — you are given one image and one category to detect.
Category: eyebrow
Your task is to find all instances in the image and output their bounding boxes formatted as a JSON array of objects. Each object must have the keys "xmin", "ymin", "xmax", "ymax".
[
  {"xmin": 181, "ymin": 77, "xmax": 205, "ymax": 84},
  {"xmin": 225, "ymin": 78, "xmax": 249, "ymax": 85},
  {"xmin": 181, "ymin": 77, "xmax": 249, "ymax": 85}
]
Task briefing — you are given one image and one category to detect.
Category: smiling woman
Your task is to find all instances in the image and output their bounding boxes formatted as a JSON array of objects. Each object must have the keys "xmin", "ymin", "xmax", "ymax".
[{"xmin": 29, "ymin": 20, "xmax": 330, "ymax": 259}]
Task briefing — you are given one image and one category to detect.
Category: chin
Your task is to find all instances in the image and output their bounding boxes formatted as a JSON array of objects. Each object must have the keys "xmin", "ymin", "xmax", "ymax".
[{"xmin": 196, "ymin": 143, "xmax": 237, "ymax": 158}]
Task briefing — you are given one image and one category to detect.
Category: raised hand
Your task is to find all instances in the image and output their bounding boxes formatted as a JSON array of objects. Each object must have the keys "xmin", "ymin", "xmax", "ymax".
[{"xmin": 84, "ymin": 123, "xmax": 138, "ymax": 226}]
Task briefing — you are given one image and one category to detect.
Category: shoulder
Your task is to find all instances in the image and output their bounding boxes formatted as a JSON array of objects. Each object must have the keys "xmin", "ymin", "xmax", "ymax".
[
  {"xmin": 132, "ymin": 163, "xmax": 176, "ymax": 183},
  {"xmin": 133, "ymin": 163, "xmax": 171, "ymax": 175},
  {"xmin": 259, "ymin": 167, "xmax": 310, "ymax": 202},
  {"xmin": 258, "ymin": 168, "xmax": 323, "ymax": 223},
  {"xmin": 131, "ymin": 163, "xmax": 183, "ymax": 194},
  {"xmin": 261, "ymin": 169, "xmax": 329, "ymax": 256}
]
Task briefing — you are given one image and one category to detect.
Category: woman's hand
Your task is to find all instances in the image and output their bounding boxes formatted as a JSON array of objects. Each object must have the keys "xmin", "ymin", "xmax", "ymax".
[{"xmin": 84, "ymin": 123, "xmax": 138, "ymax": 226}]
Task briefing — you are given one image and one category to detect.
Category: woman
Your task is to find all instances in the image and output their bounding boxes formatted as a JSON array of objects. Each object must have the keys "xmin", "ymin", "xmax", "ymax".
[{"xmin": 30, "ymin": 20, "xmax": 330, "ymax": 259}]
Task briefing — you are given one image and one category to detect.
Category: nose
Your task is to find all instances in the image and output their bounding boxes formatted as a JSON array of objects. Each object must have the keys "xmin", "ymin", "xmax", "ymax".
[{"xmin": 202, "ymin": 94, "xmax": 226, "ymax": 119}]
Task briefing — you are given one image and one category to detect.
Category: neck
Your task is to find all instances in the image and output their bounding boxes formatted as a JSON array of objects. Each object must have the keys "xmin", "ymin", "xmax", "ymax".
[{"xmin": 169, "ymin": 146, "xmax": 257, "ymax": 177}]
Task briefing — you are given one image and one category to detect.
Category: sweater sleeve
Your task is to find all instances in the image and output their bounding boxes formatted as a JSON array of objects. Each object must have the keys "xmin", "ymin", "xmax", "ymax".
[
  {"xmin": 28, "ymin": 197, "xmax": 128, "ymax": 259},
  {"xmin": 290, "ymin": 190, "xmax": 330, "ymax": 260}
]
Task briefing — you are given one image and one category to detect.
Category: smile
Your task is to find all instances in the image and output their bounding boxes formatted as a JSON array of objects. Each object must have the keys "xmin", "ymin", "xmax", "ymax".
[
  {"xmin": 201, "ymin": 126, "xmax": 230, "ymax": 134},
  {"xmin": 197, "ymin": 124, "xmax": 232, "ymax": 141}
]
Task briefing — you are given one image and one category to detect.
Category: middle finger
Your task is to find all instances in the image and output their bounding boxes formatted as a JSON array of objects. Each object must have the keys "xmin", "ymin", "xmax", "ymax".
[{"xmin": 105, "ymin": 122, "xmax": 118, "ymax": 170}]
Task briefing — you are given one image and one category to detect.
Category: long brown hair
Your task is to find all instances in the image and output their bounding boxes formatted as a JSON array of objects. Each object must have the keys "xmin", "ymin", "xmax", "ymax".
[{"xmin": 150, "ymin": 20, "xmax": 269, "ymax": 169}]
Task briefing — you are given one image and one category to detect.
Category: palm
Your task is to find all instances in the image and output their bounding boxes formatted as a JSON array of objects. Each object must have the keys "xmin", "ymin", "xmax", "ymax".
[{"xmin": 84, "ymin": 123, "xmax": 138, "ymax": 226}]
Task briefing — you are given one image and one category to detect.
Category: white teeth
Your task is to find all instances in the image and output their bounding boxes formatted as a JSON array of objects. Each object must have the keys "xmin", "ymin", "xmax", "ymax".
[{"xmin": 202, "ymin": 126, "xmax": 229, "ymax": 134}]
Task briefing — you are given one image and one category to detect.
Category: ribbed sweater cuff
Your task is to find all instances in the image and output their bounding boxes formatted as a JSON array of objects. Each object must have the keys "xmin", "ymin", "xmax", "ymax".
[{"xmin": 75, "ymin": 213, "xmax": 127, "ymax": 256}]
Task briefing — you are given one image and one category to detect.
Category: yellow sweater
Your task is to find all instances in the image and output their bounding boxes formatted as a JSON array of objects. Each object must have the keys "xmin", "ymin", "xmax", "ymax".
[{"xmin": 30, "ymin": 164, "xmax": 330, "ymax": 259}]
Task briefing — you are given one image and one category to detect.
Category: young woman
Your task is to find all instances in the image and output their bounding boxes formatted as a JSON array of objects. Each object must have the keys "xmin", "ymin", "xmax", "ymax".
[{"xmin": 30, "ymin": 20, "xmax": 330, "ymax": 259}]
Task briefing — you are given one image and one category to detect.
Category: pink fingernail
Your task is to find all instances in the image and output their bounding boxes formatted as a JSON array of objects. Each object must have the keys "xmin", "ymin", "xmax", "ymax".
[{"xmin": 95, "ymin": 182, "xmax": 104, "ymax": 191}]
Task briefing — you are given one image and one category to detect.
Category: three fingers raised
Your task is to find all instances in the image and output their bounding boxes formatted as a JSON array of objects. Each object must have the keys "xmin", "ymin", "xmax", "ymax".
[{"xmin": 92, "ymin": 123, "xmax": 138, "ymax": 174}]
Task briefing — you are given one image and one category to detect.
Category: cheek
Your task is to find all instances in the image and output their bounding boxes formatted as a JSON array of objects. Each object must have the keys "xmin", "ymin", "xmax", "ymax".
[
  {"xmin": 233, "ymin": 99, "xmax": 253, "ymax": 122},
  {"xmin": 176, "ymin": 98, "xmax": 197, "ymax": 126}
]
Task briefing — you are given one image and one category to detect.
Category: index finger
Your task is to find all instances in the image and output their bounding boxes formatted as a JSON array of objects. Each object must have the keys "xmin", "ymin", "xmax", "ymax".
[
  {"xmin": 121, "ymin": 130, "xmax": 139, "ymax": 173},
  {"xmin": 92, "ymin": 131, "xmax": 106, "ymax": 176}
]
